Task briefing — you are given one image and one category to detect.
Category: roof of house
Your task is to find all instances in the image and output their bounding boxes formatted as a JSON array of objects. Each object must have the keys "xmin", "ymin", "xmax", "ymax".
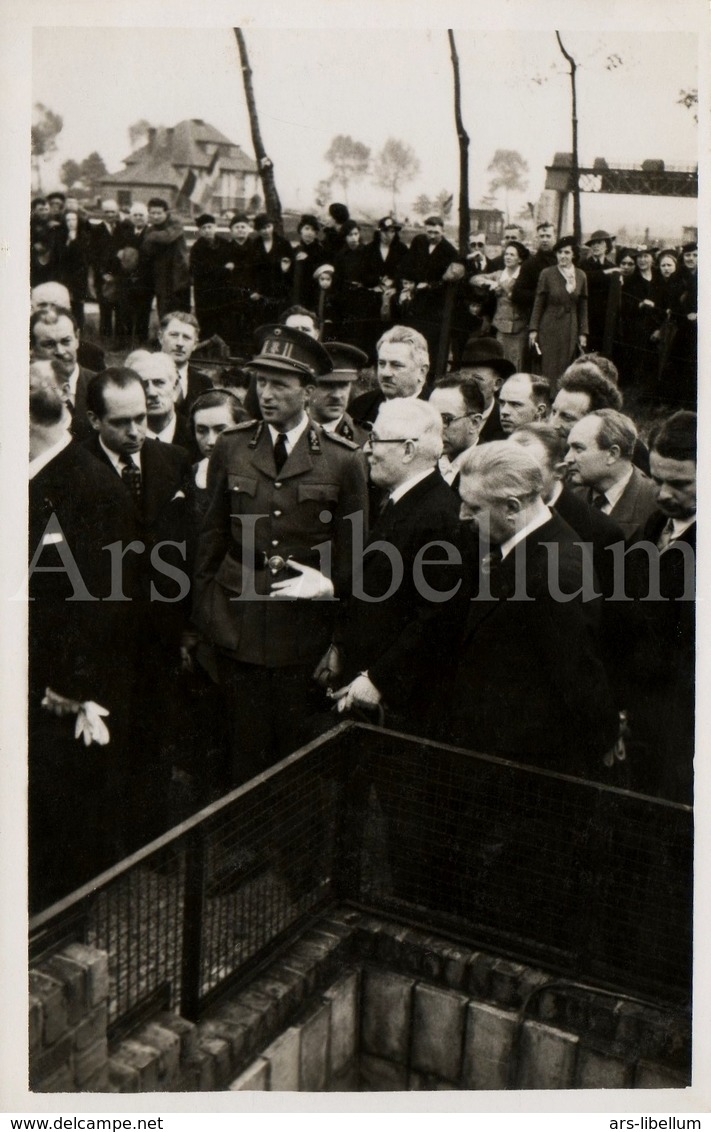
[{"xmin": 101, "ymin": 118, "xmax": 257, "ymax": 187}]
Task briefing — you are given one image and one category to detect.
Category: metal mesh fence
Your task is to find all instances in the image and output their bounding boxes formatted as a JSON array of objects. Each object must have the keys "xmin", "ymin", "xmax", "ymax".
[
  {"xmin": 30, "ymin": 722, "xmax": 692, "ymax": 1037},
  {"xmin": 343, "ymin": 727, "xmax": 692, "ymax": 1005}
]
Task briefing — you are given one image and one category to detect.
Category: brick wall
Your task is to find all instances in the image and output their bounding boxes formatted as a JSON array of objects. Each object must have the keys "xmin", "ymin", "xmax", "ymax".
[{"xmin": 29, "ymin": 909, "xmax": 690, "ymax": 1093}]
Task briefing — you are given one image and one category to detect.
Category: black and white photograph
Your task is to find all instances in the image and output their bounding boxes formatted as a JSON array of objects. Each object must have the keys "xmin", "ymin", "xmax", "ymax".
[{"xmin": 1, "ymin": 0, "xmax": 708, "ymax": 1116}]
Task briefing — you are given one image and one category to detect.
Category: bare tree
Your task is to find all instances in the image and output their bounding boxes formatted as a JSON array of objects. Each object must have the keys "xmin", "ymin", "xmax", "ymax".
[
  {"xmin": 79, "ymin": 152, "xmax": 108, "ymax": 199},
  {"xmin": 324, "ymin": 135, "xmax": 370, "ymax": 205},
  {"xmin": 373, "ymin": 138, "xmax": 420, "ymax": 217},
  {"xmin": 677, "ymin": 88, "xmax": 698, "ymax": 124},
  {"xmin": 234, "ymin": 28, "xmax": 283, "ymax": 231},
  {"xmin": 448, "ymin": 30, "xmax": 470, "ymax": 253},
  {"xmin": 60, "ymin": 159, "xmax": 82, "ymax": 191},
  {"xmin": 555, "ymin": 32, "xmax": 582, "ymax": 245},
  {"xmin": 32, "ymin": 102, "xmax": 63, "ymax": 192},
  {"xmin": 487, "ymin": 149, "xmax": 529, "ymax": 224}
]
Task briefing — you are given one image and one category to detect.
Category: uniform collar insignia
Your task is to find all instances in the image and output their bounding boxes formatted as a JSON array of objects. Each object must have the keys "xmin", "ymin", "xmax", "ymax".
[
  {"xmin": 308, "ymin": 427, "xmax": 321, "ymax": 453},
  {"xmin": 248, "ymin": 421, "xmax": 265, "ymax": 449}
]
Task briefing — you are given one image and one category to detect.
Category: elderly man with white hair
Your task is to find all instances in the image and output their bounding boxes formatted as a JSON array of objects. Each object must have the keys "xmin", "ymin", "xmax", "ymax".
[
  {"xmin": 318, "ymin": 397, "xmax": 466, "ymax": 731},
  {"xmin": 348, "ymin": 324, "xmax": 430, "ymax": 428},
  {"xmin": 444, "ymin": 440, "xmax": 618, "ymax": 778},
  {"xmin": 124, "ymin": 349, "xmax": 193, "ymax": 450}
]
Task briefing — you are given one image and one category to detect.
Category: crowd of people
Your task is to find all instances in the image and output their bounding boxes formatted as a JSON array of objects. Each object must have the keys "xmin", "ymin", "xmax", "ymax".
[{"xmin": 28, "ymin": 192, "xmax": 697, "ymax": 914}]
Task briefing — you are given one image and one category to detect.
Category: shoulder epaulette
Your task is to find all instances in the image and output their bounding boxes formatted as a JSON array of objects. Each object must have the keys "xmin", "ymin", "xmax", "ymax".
[{"xmin": 322, "ymin": 429, "xmax": 360, "ymax": 451}]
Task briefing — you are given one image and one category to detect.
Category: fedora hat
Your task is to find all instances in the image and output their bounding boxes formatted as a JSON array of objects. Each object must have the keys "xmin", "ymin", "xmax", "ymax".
[{"xmin": 460, "ymin": 337, "xmax": 516, "ymax": 377}]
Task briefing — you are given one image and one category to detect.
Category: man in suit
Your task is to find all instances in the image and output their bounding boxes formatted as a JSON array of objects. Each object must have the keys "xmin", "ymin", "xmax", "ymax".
[
  {"xmin": 457, "ymin": 337, "xmax": 514, "ymax": 444},
  {"xmin": 189, "ymin": 212, "xmax": 238, "ymax": 342},
  {"xmin": 89, "ymin": 198, "xmax": 126, "ymax": 341},
  {"xmin": 626, "ymin": 411, "xmax": 696, "ymax": 803},
  {"xmin": 158, "ymin": 311, "xmax": 213, "ymax": 415},
  {"xmin": 498, "ymin": 372, "xmax": 551, "ymax": 435},
  {"xmin": 349, "ymin": 324, "xmax": 430, "ymax": 426},
  {"xmin": 28, "ymin": 361, "xmax": 138, "ymax": 908},
  {"xmin": 309, "ymin": 342, "xmax": 370, "ymax": 445},
  {"xmin": 429, "ymin": 373, "xmax": 485, "ymax": 491},
  {"xmin": 444, "ymin": 441, "xmax": 619, "ymax": 777},
  {"xmin": 551, "ymin": 361, "xmax": 650, "ymax": 474},
  {"xmin": 125, "ymin": 349, "xmax": 193, "ymax": 450},
  {"xmin": 31, "ymin": 285, "xmax": 105, "ymax": 372},
  {"xmin": 193, "ymin": 325, "xmax": 369, "ymax": 785},
  {"xmin": 320, "ymin": 398, "xmax": 466, "ymax": 732},
  {"xmin": 565, "ymin": 409, "xmax": 658, "ymax": 539},
  {"xmin": 398, "ymin": 215, "xmax": 459, "ymax": 376},
  {"xmin": 84, "ymin": 367, "xmax": 192, "ymax": 847},
  {"xmin": 30, "ymin": 305, "xmax": 96, "ymax": 440}
]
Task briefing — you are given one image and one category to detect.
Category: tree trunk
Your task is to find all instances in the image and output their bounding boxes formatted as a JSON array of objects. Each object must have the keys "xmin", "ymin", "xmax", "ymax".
[
  {"xmin": 448, "ymin": 30, "xmax": 470, "ymax": 254},
  {"xmin": 234, "ymin": 28, "xmax": 283, "ymax": 233},
  {"xmin": 556, "ymin": 32, "xmax": 582, "ymax": 245}
]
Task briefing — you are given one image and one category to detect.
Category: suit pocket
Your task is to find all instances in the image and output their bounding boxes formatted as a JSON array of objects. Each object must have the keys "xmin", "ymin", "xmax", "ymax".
[{"xmin": 228, "ymin": 474, "xmax": 258, "ymax": 513}]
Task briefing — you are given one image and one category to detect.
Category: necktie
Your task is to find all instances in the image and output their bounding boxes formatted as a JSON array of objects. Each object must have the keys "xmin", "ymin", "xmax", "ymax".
[
  {"xmin": 590, "ymin": 491, "xmax": 607, "ymax": 510},
  {"xmin": 481, "ymin": 544, "xmax": 503, "ymax": 575},
  {"xmin": 657, "ymin": 517, "xmax": 675, "ymax": 552},
  {"xmin": 273, "ymin": 431, "xmax": 288, "ymax": 473},
  {"xmin": 120, "ymin": 455, "xmax": 142, "ymax": 506},
  {"xmin": 377, "ymin": 496, "xmax": 394, "ymax": 525}
]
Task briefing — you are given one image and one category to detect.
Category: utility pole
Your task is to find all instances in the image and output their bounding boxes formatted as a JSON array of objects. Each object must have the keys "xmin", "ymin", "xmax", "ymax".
[
  {"xmin": 234, "ymin": 28, "xmax": 283, "ymax": 232},
  {"xmin": 448, "ymin": 30, "xmax": 470, "ymax": 253},
  {"xmin": 555, "ymin": 31, "xmax": 582, "ymax": 245}
]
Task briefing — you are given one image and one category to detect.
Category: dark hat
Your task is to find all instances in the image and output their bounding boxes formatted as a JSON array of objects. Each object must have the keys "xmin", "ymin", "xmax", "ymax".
[
  {"xmin": 147, "ymin": 197, "xmax": 169, "ymax": 211},
  {"xmin": 460, "ymin": 337, "xmax": 516, "ymax": 377},
  {"xmin": 298, "ymin": 214, "xmax": 321, "ymax": 232},
  {"xmin": 342, "ymin": 219, "xmax": 361, "ymax": 235},
  {"xmin": 553, "ymin": 235, "xmax": 577, "ymax": 253},
  {"xmin": 504, "ymin": 239, "xmax": 530, "ymax": 262},
  {"xmin": 657, "ymin": 248, "xmax": 678, "ymax": 263},
  {"xmin": 377, "ymin": 216, "xmax": 402, "ymax": 232},
  {"xmin": 196, "ymin": 213, "xmax": 216, "ymax": 227},
  {"xmin": 424, "ymin": 215, "xmax": 444, "ymax": 227},
  {"xmin": 634, "ymin": 245, "xmax": 655, "ymax": 257},
  {"xmin": 250, "ymin": 324, "xmax": 332, "ymax": 382},
  {"xmin": 329, "ymin": 203, "xmax": 350, "ymax": 224},
  {"xmin": 681, "ymin": 242, "xmax": 698, "ymax": 254},
  {"xmin": 230, "ymin": 212, "xmax": 250, "ymax": 226},
  {"xmin": 585, "ymin": 229, "xmax": 614, "ymax": 248},
  {"xmin": 320, "ymin": 342, "xmax": 368, "ymax": 382},
  {"xmin": 253, "ymin": 212, "xmax": 273, "ymax": 231},
  {"xmin": 46, "ymin": 191, "xmax": 66, "ymax": 203}
]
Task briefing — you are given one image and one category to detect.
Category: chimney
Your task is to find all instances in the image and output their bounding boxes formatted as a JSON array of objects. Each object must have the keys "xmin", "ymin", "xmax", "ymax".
[
  {"xmin": 147, "ymin": 128, "xmax": 156, "ymax": 152},
  {"xmin": 166, "ymin": 128, "xmax": 174, "ymax": 151}
]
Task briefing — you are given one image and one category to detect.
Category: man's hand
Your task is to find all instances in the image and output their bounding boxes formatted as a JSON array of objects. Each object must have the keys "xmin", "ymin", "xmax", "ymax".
[
  {"xmin": 270, "ymin": 560, "xmax": 335, "ymax": 600},
  {"xmin": 330, "ymin": 673, "xmax": 382, "ymax": 713},
  {"xmin": 314, "ymin": 644, "xmax": 343, "ymax": 688}
]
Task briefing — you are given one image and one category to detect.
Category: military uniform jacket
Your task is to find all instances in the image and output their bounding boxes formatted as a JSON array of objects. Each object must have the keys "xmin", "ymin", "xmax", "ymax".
[{"xmin": 193, "ymin": 419, "xmax": 369, "ymax": 666}]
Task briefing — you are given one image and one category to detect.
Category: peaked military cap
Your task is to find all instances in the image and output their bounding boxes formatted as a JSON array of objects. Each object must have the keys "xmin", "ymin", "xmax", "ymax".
[
  {"xmin": 250, "ymin": 324, "xmax": 333, "ymax": 381},
  {"xmin": 320, "ymin": 342, "xmax": 368, "ymax": 382}
]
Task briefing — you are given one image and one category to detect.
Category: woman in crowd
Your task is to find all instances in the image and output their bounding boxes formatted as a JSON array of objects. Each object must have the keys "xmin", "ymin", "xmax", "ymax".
[
  {"xmin": 470, "ymin": 239, "xmax": 530, "ymax": 371},
  {"xmin": 615, "ymin": 246, "xmax": 663, "ymax": 398},
  {"xmin": 292, "ymin": 214, "xmax": 326, "ymax": 309},
  {"xmin": 528, "ymin": 236, "xmax": 588, "ymax": 384},
  {"xmin": 663, "ymin": 242, "xmax": 697, "ymax": 409},
  {"xmin": 58, "ymin": 207, "xmax": 92, "ymax": 331},
  {"xmin": 652, "ymin": 250, "xmax": 678, "ymax": 388},
  {"xmin": 334, "ymin": 220, "xmax": 374, "ymax": 357}
]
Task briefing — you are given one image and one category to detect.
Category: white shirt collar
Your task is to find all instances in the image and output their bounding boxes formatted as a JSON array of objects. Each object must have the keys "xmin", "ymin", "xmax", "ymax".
[
  {"xmin": 29, "ymin": 433, "xmax": 72, "ymax": 479},
  {"xmin": 267, "ymin": 413, "xmax": 310, "ymax": 453},
  {"xmin": 547, "ymin": 479, "xmax": 564, "ymax": 508},
  {"xmin": 99, "ymin": 436, "xmax": 139, "ymax": 473},
  {"xmin": 320, "ymin": 416, "xmax": 343, "ymax": 433},
  {"xmin": 500, "ymin": 504, "xmax": 552, "ymax": 560},
  {"xmin": 439, "ymin": 440, "xmax": 480, "ymax": 484},
  {"xmin": 389, "ymin": 467, "xmax": 433, "ymax": 504},
  {"xmin": 669, "ymin": 515, "xmax": 696, "ymax": 541},
  {"xmin": 600, "ymin": 464, "xmax": 634, "ymax": 510},
  {"xmin": 175, "ymin": 363, "xmax": 188, "ymax": 398},
  {"xmin": 146, "ymin": 416, "xmax": 177, "ymax": 444}
]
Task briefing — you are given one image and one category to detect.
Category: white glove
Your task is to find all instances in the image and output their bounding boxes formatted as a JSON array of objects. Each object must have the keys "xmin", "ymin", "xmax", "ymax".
[
  {"xmin": 75, "ymin": 702, "xmax": 111, "ymax": 746},
  {"xmin": 269, "ymin": 560, "xmax": 335, "ymax": 600},
  {"xmin": 331, "ymin": 673, "xmax": 382, "ymax": 713}
]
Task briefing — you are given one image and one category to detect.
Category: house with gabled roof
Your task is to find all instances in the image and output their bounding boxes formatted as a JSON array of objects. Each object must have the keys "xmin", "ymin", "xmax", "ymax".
[{"xmin": 100, "ymin": 118, "xmax": 259, "ymax": 216}]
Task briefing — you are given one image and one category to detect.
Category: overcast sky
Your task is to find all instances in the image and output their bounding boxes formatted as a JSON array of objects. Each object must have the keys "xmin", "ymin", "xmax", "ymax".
[{"xmin": 32, "ymin": 18, "xmax": 700, "ymax": 237}]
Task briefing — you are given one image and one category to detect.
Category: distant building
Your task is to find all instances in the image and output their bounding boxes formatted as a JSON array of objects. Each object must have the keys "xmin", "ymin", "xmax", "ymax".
[
  {"xmin": 99, "ymin": 119, "xmax": 259, "ymax": 216},
  {"xmin": 468, "ymin": 208, "xmax": 505, "ymax": 243}
]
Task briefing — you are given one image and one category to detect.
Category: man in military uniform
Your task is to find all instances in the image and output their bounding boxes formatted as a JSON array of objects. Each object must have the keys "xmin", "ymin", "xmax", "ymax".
[
  {"xmin": 193, "ymin": 325, "xmax": 369, "ymax": 785},
  {"xmin": 309, "ymin": 342, "xmax": 370, "ymax": 446}
]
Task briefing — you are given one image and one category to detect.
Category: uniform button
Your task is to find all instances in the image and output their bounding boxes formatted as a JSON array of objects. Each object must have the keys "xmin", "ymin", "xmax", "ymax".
[
  {"xmin": 271, "ymin": 539, "xmax": 279, "ymax": 547},
  {"xmin": 274, "ymin": 482, "xmax": 282, "ymax": 489},
  {"xmin": 273, "ymin": 510, "xmax": 282, "ymax": 517}
]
